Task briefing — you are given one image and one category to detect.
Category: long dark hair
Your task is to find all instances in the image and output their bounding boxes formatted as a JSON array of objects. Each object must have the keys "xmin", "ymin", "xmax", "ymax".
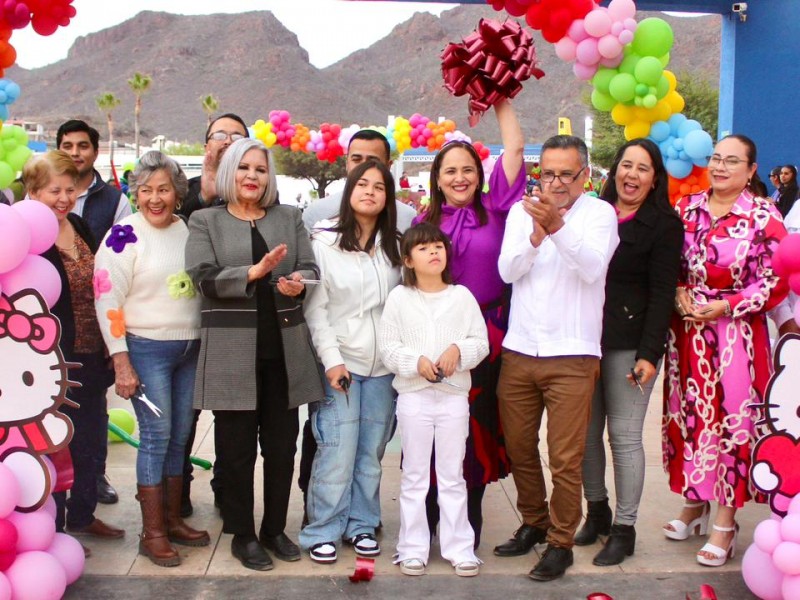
[
  {"xmin": 400, "ymin": 222, "xmax": 453, "ymax": 287},
  {"xmin": 332, "ymin": 160, "xmax": 401, "ymax": 266},
  {"xmin": 779, "ymin": 164, "xmax": 799, "ymax": 216},
  {"xmin": 601, "ymin": 138, "xmax": 678, "ymax": 221},
  {"xmin": 721, "ymin": 134, "xmax": 766, "ymax": 197},
  {"xmin": 421, "ymin": 141, "xmax": 487, "ymax": 227}
]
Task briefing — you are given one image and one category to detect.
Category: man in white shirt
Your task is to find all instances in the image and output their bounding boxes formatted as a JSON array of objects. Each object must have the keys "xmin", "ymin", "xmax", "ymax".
[
  {"xmin": 301, "ymin": 129, "xmax": 416, "ymax": 233},
  {"xmin": 492, "ymin": 135, "xmax": 619, "ymax": 582}
]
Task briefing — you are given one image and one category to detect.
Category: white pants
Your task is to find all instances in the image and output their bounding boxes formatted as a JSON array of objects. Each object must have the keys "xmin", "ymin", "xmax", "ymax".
[{"xmin": 396, "ymin": 388, "xmax": 477, "ymax": 565}]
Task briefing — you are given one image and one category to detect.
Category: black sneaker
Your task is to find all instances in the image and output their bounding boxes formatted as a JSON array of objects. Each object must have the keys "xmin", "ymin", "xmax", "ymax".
[
  {"xmin": 528, "ymin": 545, "xmax": 574, "ymax": 581},
  {"xmin": 347, "ymin": 532, "xmax": 380, "ymax": 557},
  {"xmin": 309, "ymin": 542, "xmax": 337, "ymax": 563}
]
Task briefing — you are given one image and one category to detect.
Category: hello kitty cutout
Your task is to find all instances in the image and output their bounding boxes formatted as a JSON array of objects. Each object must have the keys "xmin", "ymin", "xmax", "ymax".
[
  {"xmin": 751, "ymin": 333, "xmax": 800, "ymax": 516},
  {"xmin": 0, "ymin": 289, "xmax": 76, "ymax": 512}
]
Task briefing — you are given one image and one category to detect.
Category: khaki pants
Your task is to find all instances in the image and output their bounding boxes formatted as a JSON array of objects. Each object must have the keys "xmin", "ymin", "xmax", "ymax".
[{"xmin": 497, "ymin": 350, "xmax": 600, "ymax": 549}]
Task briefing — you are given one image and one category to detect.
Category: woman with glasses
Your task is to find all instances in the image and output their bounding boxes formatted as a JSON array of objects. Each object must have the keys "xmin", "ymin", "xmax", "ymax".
[
  {"xmin": 575, "ymin": 139, "xmax": 683, "ymax": 566},
  {"xmin": 777, "ymin": 164, "xmax": 799, "ymax": 218},
  {"xmin": 416, "ymin": 98, "xmax": 526, "ymax": 548},
  {"xmin": 663, "ymin": 135, "xmax": 789, "ymax": 567}
]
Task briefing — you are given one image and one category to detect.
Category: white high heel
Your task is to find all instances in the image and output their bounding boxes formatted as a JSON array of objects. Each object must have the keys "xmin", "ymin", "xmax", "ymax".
[
  {"xmin": 696, "ymin": 522, "xmax": 739, "ymax": 567},
  {"xmin": 663, "ymin": 501, "xmax": 710, "ymax": 540}
]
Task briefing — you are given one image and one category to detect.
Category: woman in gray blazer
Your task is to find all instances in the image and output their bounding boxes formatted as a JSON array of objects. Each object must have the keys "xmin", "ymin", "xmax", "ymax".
[{"xmin": 186, "ymin": 138, "xmax": 323, "ymax": 571}]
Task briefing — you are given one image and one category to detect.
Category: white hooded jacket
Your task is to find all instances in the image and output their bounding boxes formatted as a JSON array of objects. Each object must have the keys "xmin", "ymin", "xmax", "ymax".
[{"xmin": 303, "ymin": 219, "xmax": 401, "ymax": 377}]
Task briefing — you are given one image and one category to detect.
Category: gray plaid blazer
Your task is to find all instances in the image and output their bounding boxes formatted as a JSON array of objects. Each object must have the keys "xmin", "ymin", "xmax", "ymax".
[{"xmin": 186, "ymin": 204, "xmax": 324, "ymax": 411}]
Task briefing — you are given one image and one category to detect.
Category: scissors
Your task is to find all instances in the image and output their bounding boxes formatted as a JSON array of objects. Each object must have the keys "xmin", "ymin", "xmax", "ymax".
[
  {"xmin": 270, "ymin": 279, "xmax": 321, "ymax": 285},
  {"xmin": 338, "ymin": 375, "xmax": 351, "ymax": 406},
  {"xmin": 629, "ymin": 368, "xmax": 645, "ymax": 396},
  {"xmin": 433, "ymin": 368, "xmax": 466, "ymax": 391},
  {"xmin": 132, "ymin": 385, "xmax": 162, "ymax": 417}
]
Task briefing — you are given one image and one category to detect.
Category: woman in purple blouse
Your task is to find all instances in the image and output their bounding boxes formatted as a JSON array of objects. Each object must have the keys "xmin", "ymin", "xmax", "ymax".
[{"xmin": 416, "ymin": 98, "xmax": 526, "ymax": 547}]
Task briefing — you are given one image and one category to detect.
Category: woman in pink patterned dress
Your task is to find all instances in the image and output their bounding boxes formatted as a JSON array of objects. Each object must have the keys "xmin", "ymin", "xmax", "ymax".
[{"xmin": 662, "ymin": 134, "xmax": 789, "ymax": 566}]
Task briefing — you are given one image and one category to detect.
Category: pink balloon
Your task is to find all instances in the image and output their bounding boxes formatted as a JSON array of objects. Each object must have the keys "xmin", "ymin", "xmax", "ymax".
[
  {"xmin": 789, "ymin": 494, "xmax": 800, "ymax": 515},
  {"xmin": 567, "ymin": 19, "xmax": 588, "ymax": 43},
  {"xmin": 46, "ymin": 533, "xmax": 84, "ymax": 585},
  {"xmin": 600, "ymin": 55, "xmax": 623, "ymax": 68},
  {"xmin": 584, "ymin": 9, "xmax": 612, "ymax": 38},
  {"xmin": 619, "ymin": 29, "xmax": 635, "ymax": 45},
  {"xmin": 41, "ymin": 495, "xmax": 56, "ymax": 519},
  {"xmin": 778, "ymin": 235, "xmax": 800, "ymax": 272},
  {"xmin": 776, "ymin": 492, "xmax": 794, "ymax": 514},
  {"xmin": 789, "ymin": 272, "xmax": 800, "ymax": 295},
  {"xmin": 555, "ymin": 37, "xmax": 577, "ymax": 62},
  {"xmin": 742, "ymin": 544, "xmax": 785, "ymax": 600},
  {"xmin": 608, "ymin": 0, "xmax": 637, "ymax": 21},
  {"xmin": 598, "ymin": 34, "xmax": 623, "ymax": 59},
  {"xmin": 0, "ymin": 519, "xmax": 17, "ymax": 553},
  {"xmin": 11, "ymin": 201, "xmax": 58, "ymax": 256},
  {"xmin": 774, "ymin": 541, "xmax": 800, "ymax": 575},
  {"xmin": 0, "ymin": 255, "xmax": 62, "ymax": 309},
  {"xmin": 573, "ymin": 61, "xmax": 598, "ymax": 80},
  {"xmin": 576, "ymin": 38, "xmax": 600, "ymax": 65},
  {"xmin": 4, "ymin": 550, "xmax": 66, "ymax": 600},
  {"xmin": 7, "ymin": 510, "xmax": 55, "ymax": 552},
  {"xmin": 0, "ymin": 572, "xmax": 10, "ymax": 600},
  {"xmin": 755, "ymin": 518, "xmax": 784, "ymax": 554},
  {"xmin": 795, "ymin": 301, "xmax": 800, "ymax": 327},
  {"xmin": 0, "ymin": 463, "xmax": 21, "ymax": 519},
  {"xmin": 0, "ymin": 203, "xmax": 31, "ymax": 274},
  {"xmin": 783, "ymin": 574, "xmax": 800, "ymax": 600},
  {"xmin": 782, "ymin": 514, "xmax": 800, "ymax": 543}
]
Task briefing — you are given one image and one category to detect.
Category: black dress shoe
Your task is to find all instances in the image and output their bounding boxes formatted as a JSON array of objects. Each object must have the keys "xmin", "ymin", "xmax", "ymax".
[
  {"xmin": 574, "ymin": 499, "xmax": 612, "ymax": 546},
  {"xmin": 593, "ymin": 524, "xmax": 636, "ymax": 566},
  {"xmin": 494, "ymin": 524, "xmax": 547, "ymax": 557},
  {"xmin": 232, "ymin": 535, "xmax": 274, "ymax": 571},
  {"xmin": 259, "ymin": 531, "xmax": 301, "ymax": 562},
  {"xmin": 96, "ymin": 474, "xmax": 119, "ymax": 505},
  {"xmin": 528, "ymin": 545, "xmax": 574, "ymax": 581}
]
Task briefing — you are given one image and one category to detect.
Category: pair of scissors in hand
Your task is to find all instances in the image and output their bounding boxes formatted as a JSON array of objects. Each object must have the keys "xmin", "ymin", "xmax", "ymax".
[
  {"xmin": 433, "ymin": 368, "xmax": 466, "ymax": 391},
  {"xmin": 337, "ymin": 376, "xmax": 351, "ymax": 406},
  {"xmin": 132, "ymin": 385, "xmax": 162, "ymax": 417}
]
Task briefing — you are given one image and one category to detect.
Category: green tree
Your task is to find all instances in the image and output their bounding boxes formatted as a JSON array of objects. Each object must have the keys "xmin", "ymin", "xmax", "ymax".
[
  {"xmin": 128, "ymin": 72, "xmax": 152, "ymax": 158},
  {"xmin": 587, "ymin": 71, "xmax": 719, "ymax": 169},
  {"xmin": 272, "ymin": 148, "xmax": 346, "ymax": 199},
  {"xmin": 164, "ymin": 142, "xmax": 205, "ymax": 156},
  {"xmin": 200, "ymin": 94, "xmax": 220, "ymax": 128},
  {"xmin": 96, "ymin": 92, "xmax": 122, "ymax": 172}
]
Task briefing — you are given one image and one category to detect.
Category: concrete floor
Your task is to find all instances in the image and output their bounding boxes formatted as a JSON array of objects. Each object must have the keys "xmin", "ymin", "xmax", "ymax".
[{"xmin": 65, "ymin": 373, "xmax": 761, "ymax": 599}]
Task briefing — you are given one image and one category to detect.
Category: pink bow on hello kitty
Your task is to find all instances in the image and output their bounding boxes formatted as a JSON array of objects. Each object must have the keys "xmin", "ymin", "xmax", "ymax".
[{"xmin": 0, "ymin": 305, "xmax": 59, "ymax": 353}]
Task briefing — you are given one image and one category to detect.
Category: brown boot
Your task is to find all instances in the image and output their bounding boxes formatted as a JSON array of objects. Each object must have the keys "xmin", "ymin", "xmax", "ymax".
[
  {"xmin": 136, "ymin": 484, "xmax": 181, "ymax": 567},
  {"xmin": 164, "ymin": 476, "xmax": 210, "ymax": 547}
]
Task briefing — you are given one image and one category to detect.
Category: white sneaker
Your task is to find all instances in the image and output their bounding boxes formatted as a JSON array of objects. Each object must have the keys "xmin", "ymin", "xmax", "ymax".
[
  {"xmin": 309, "ymin": 542, "xmax": 337, "ymax": 563},
  {"xmin": 348, "ymin": 533, "xmax": 380, "ymax": 557},
  {"xmin": 399, "ymin": 558, "xmax": 426, "ymax": 576},
  {"xmin": 455, "ymin": 561, "xmax": 480, "ymax": 577}
]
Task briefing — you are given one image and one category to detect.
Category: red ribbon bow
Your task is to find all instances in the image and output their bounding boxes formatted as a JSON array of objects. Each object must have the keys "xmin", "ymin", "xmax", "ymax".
[
  {"xmin": 349, "ymin": 557, "xmax": 375, "ymax": 583},
  {"xmin": 0, "ymin": 307, "xmax": 59, "ymax": 353},
  {"xmin": 441, "ymin": 18, "xmax": 544, "ymax": 126}
]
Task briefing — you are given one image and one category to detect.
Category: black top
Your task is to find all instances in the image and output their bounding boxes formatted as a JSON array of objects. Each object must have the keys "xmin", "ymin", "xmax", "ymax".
[
  {"xmin": 601, "ymin": 198, "xmax": 684, "ymax": 366},
  {"xmin": 177, "ymin": 176, "xmax": 224, "ymax": 219},
  {"xmin": 251, "ymin": 223, "xmax": 281, "ymax": 360}
]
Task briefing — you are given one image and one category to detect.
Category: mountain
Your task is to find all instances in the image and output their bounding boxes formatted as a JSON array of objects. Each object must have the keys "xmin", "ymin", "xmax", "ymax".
[{"xmin": 7, "ymin": 7, "xmax": 720, "ymax": 144}]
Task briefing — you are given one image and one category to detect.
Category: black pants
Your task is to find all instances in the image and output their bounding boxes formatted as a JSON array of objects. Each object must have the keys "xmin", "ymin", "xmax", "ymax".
[
  {"xmin": 182, "ymin": 409, "xmax": 222, "ymax": 499},
  {"xmin": 55, "ymin": 354, "xmax": 109, "ymax": 531},
  {"xmin": 213, "ymin": 358, "xmax": 299, "ymax": 537}
]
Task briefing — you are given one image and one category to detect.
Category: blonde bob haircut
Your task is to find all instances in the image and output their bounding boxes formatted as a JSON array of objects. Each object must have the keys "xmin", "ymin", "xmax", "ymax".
[
  {"xmin": 215, "ymin": 138, "xmax": 277, "ymax": 208},
  {"xmin": 23, "ymin": 150, "xmax": 79, "ymax": 195}
]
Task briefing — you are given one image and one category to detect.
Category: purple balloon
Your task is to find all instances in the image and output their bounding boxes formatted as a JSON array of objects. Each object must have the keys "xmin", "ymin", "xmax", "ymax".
[
  {"xmin": 4, "ymin": 550, "xmax": 66, "ymax": 600},
  {"xmin": 0, "ymin": 203, "xmax": 31, "ymax": 274},
  {"xmin": 46, "ymin": 533, "xmax": 84, "ymax": 585},
  {"xmin": 742, "ymin": 544, "xmax": 784, "ymax": 600},
  {"xmin": 0, "ymin": 255, "xmax": 62, "ymax": 309},
  {"xmin": 11, "ymin": 201, "xmax": 59, "ymax": 256}
]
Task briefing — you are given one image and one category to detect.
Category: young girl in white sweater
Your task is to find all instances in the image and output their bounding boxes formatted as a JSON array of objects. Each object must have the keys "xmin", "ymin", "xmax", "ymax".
[{"xmin": 379, "ymin": 222, "xmax": 489, "ymax": 577}]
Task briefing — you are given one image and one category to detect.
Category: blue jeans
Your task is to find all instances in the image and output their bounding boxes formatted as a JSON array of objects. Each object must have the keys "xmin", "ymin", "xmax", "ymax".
[
  {"xmin": 299, "ymin": 373, "xmax": 396, "ymax": 549},
  {"xmin": 127, "ymin": 335, "xmax": 200, "ymax": 486}
]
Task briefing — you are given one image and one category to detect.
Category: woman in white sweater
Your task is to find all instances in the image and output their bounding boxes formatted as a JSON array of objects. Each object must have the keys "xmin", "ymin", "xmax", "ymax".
[
  {"xmin": 300, "ymin": 160, "xmax": 402, "ymax": 563},
  {"xmin": 379, "ymin": 222, "xmax": 489, "ymax": 577},
  {"xmin": 94, "ymin": 151, "xmax": 209, "ymax": 567}
]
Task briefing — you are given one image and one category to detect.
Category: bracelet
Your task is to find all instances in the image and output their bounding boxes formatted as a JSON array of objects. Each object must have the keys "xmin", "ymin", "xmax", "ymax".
[{"xmin": 723, "ymin": 299, "xmax": 732, "ymax": 317}]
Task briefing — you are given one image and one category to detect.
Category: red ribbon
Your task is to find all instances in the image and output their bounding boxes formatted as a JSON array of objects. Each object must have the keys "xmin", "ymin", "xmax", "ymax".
[
  {"xmin": 587, "ymin": 594, "xmax": 614, "ymax": 600},
  {"xmin": 349, "ymin": 557, "xmax": 375, "ymax": 583},
  {"xmin": 441, "ymin": 18, "xmax": 545, "ymax": 127}
]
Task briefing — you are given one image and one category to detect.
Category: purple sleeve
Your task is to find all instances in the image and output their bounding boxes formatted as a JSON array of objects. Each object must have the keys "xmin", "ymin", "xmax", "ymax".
[{"xmin": 484, "ymin": 153, "xmax": 526, "ymax": 215}]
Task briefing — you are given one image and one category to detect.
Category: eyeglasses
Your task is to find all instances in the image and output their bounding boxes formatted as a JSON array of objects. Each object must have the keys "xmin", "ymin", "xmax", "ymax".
[
  {"xmin": 540, "ymin": 169, "xmax": 584, "ymax": 184},
  {"xmin": 707, "ymin": 155, "xmax": 748, "ymax": 168},
  {"xmin": 208, "ymin": 131, "xmax": 246, "ymax": 143}
]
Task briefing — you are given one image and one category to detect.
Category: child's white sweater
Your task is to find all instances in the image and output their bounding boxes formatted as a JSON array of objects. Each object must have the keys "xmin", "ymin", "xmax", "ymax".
[{"xmin": 378, "ymin": 284, "xmax": 489, "ymax": 396}]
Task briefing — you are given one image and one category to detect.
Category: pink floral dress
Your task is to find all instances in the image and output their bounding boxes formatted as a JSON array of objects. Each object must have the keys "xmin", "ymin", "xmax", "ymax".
[{"xmin": 663, "ymin": 189, "xmax": 788, "ymax": 507}]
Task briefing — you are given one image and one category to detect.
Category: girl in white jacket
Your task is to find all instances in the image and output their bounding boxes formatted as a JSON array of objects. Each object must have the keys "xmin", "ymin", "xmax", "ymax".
[
  {"xmin": 379, "ymin": 222, "xmax": 489, "ymax": 577},
  {"xmin": 300, "ymin": 160, "xmax": 402, "ymax": 563}
]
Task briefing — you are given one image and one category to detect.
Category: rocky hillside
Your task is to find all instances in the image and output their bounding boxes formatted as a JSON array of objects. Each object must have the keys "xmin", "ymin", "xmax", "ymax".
[{"xmin": 7, "ymin": 6, "xmax": 720, "ymax": 144}]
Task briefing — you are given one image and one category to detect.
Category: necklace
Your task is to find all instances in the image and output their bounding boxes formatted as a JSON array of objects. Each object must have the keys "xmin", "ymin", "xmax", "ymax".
[{"xmin": 56, "ymin": 242, "xmax": 79, "ymax": 260}]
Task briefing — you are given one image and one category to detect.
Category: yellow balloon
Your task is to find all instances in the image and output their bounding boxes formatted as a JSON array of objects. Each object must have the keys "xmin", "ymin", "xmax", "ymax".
[
  {"xmin": 611, "ymin": 103, "xmax": 635, "ymax": 126},
  {"xmin": 663, "ymin": 70, "xmax": 677, "ymax": 92},
  {"xmin": 625, "ymin": 121, "xmax": 652, "ymax": 140},
  {"xmin": 666, "ymin": 91, "xmax": 685, "ymax": 113},
  {"xmin": 652, "ymin": 99, "xmax": 673, "ymax": 122}
]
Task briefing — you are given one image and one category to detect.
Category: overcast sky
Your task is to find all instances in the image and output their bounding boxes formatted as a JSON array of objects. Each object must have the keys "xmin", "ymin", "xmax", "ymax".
[{"xmin": 12, "ymin": 0, "xmax": 461, "ymax": 69}]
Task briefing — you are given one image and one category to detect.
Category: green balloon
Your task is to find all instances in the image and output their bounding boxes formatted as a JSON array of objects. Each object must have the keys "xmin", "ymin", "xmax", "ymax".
[
  {"xmin": 643, "ymin": 94, "xmax": 658, "ymax": 109},
  {"xmin": 632, "ymin": 18, "xmax": 674, "ymax": 57},
  {"xmin": 592, "ymin": 67, "xmax": 618, "ymax": 94},
  {"xmin": 609, "ymin": 73, "xmax": 637, "ymax": 103},
  {"xmin": 6, "ymin": 146, "xmax": 30, "ymax": 172},
  {"xmin": 108, "ymin": 408, "xmax": 136, "ymax": 442},
  {"xmin": 591, "ymin": 89, "xmax": 617, "ymax": 112},
  {"xmin": 656, "ymin": 75, "xmax": 670, "ymax": 99},
  {"xmin": 11, "ymin": 125, "xmax": 28, "ymax": 146},
  {"xmin": 659, "ymin": 52, "xmax": 670, "ymax": 67},
  {"xmin": 634, "ymin": 56, "xmax": 664, "ymax": 86},
  {"xmin": 0, "ymin": 161, "xmax": 13, "ymax": 188},
  {"xmin": 634, "ymin": 96, "xmax": 644, "ymax": 107},
  {"xmin": 635, "ymin": 83, "xmax": 649, "ymax": 96},
  {"xmin": 618, "ymin": 53, "xmax": 640, "ymax": 75}
]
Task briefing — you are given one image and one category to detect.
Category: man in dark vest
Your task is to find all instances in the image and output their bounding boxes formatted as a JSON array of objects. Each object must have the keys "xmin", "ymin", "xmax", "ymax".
[{"xmin": 57, "ymin": 119, "xmax": 132, "ymax": 506}]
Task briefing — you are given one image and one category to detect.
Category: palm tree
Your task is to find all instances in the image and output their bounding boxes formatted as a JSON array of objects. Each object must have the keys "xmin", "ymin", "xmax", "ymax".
[
  {"xmin": 200, "ymin": 94, "xmax": 220, "ymax": 128},
  {"xmin": 96, "ymin": 92, "xmax": 121, "ymax": 173},
  {"xmin": 128, "ymin": 72, "xmax": 152, "ymax": 157}
]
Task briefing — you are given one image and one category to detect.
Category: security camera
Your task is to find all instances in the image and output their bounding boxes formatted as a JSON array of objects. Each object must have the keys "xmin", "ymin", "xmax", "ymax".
[{"xmin": 732, "ymin": 2, "xmax": 747, "ymax": 12}]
